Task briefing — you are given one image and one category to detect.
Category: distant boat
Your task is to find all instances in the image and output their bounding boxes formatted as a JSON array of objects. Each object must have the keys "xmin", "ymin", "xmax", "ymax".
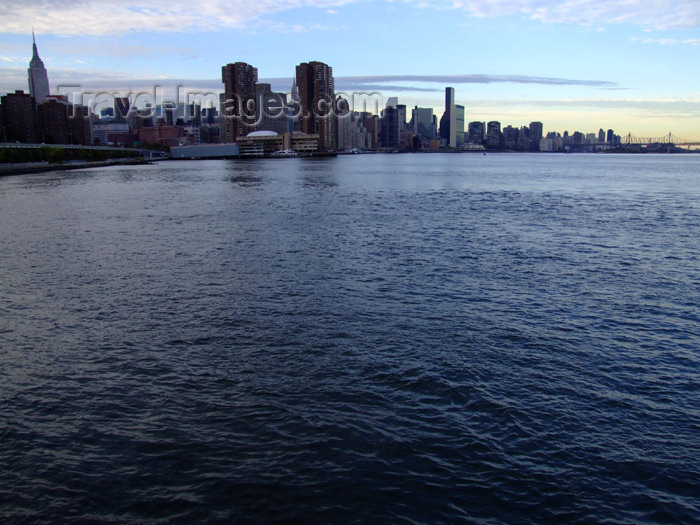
[{"xmin": 272, "ymin": 149, "xmax": 298, "ymax": 158}]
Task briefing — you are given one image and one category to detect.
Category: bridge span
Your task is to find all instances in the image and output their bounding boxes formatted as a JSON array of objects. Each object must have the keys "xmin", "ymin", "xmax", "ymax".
[{"xmin": 621, "ymin": 132, "xmax": 700, "ymax": 149}]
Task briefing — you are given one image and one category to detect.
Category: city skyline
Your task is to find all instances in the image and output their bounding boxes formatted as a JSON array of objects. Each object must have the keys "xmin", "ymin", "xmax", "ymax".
[{"xmin": 0, "ymin": 0, "xmax": 699, "ymax": 140}]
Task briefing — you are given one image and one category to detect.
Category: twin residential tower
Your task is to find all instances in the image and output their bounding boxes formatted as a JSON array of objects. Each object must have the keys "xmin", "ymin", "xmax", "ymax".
[{"xmin": 221, "ymin": 60, "xmax": 337, "ymax": 151}]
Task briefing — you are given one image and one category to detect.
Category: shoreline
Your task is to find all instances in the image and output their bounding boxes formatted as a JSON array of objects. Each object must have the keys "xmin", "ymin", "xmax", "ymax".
[
  {"xmin": 0, "ymin": 157, "xmax": 155, "ymax": 177},
  {"xmin": 2, "ymin": 149, "xmax": 697, "ymax": 176}
]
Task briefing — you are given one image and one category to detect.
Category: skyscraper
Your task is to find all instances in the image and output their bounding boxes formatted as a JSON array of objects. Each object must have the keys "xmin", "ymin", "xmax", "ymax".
[
  {"xmin": 412, "ymin": 106, "xmax": 434, "ymax": 138},
  {"xmin": 28, "ymin": 31, "xmax": 50, "ymax": 103},
  {"xmin": 296, "ymin": 61, "xmax": 337, "ymax": 151},
  {"xmin": 114, "ymin": 97, "xmax": 130, "ymax": 122},
  {"xmin": 221, "ymin": 62, "xmax": 258, "ymax": 142},
  {"xmin": 380, "ymin": 98, "xmax": 400, "ymax": 149},
  {"xmin": 362, "ymin": 113, "xmax": 379, "ymax": 150},
  {"xmin": 254, "ymin": 83, "xmax": 288, "ymax": 135},
  {"xmin": 529, "ymin": 121, "xmax": 543, "ymax": 151},
  {"xmin": 439, "ymin": 87, "xmax": 457, "ymax": 148},
  {"xmin": 468, "ymin": 121, "xmax": 485, "ymax": 145},
  {"xmin": 456, "ymin": 104, "xmax": 465, "ymax": 147},
  {"xmin": 290, "ymin": 79, "xmax": 299, "ymax": 105},
  {"xmin": 503, "ymin": 125, "xmax": 519, "ymax": 149},
  {"xmin": 486, "ymin": 121, "xmax": 501, "ymax": 148}
]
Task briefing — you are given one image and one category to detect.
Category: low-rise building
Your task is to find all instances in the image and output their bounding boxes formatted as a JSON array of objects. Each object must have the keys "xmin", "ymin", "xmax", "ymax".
[
  {"xmin": 1, "ymin": 90, "xmax": 37, "ymax": 143},
  {"xmin": 170, "ymin": 143, "xmax": 240, "ymax": 159},
  {"xmin": 237, "ymin": 131, "xmax": 319, "ymax": 157},
  {"xmin": 138, "ymin": 125, "xmax": 184, "ymax": 147},
  {"xmin": 92, "ymin": 120, "xmax": 130, "ymax": 146}
]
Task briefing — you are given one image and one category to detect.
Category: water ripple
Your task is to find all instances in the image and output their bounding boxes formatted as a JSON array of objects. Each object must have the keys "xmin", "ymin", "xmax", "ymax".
[{"xmin": 1, "ymin": 155, "xmax": 699, "ymax": 523}]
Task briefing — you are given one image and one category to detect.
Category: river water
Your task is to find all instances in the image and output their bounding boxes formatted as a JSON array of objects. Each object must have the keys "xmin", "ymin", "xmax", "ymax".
[{"xmin": 1, "ymin": 153, "xmax": 699, "ymax": 523}]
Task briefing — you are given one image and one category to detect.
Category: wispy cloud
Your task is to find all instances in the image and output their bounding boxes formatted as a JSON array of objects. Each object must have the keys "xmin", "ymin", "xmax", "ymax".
[
  {"xmin": 0, "ymin": 42, "xmax": 25, "ymax": 63},
  {"xmin": 0, "ymin": 0, "xmax": 697, "ymax": 36},
  {"xmin": 246, "ymin": 21, "xmax": 341, "ymax": 34},
  {"xmin": 49, "ymin": 41, "xmax": 201, "ymax": 59},
  {"xmin": 402, "ymin": 0, "xmax": 700, "ymax": 30},
  {"xmin": 467, "ymin": 97, "xmax": 700, "ymax": 114},
  {"xmin": 0, "ymin": 70, "xmax": 618, "ymax": 96},
  {"xmin": 0, "ymin": 67, "xmax": 216, "ymax": 95},
  {"xmin": 630, "ymin": 36, "xmax": 700, "ymax": 46},
  {"xmin": 0, "ymin": 0, "xmax": 354, "ymax": 36},
  {"xmin": 334, "ymin": 74, "xmax": 617, "ymax": 89},
  {"xmin": 258, "ymin": 74, "xmax": 618, "ymax": 94}
]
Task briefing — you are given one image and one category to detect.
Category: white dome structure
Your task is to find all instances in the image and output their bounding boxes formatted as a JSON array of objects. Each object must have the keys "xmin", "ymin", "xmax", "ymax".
[{"xmin": 246, "ymin": 130, "xmax": 278, "ymax": 137}]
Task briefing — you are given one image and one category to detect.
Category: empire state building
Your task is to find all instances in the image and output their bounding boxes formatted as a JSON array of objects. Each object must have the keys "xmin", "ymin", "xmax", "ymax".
[{"xmin": 28, "ymin": 32, "xmax": 50, "ymax": 103}]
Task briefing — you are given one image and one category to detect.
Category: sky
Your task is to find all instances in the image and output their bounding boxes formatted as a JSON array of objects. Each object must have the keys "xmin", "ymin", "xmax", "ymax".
[{"xmin": 1, "ymin": 0, "xmax": 699, "ymax": 140}]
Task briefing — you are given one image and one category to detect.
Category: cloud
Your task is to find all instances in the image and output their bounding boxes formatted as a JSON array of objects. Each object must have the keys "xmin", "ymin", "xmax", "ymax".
[
  {"xmin": 0, "ymin": 67, "xmax": 222, "ymax": 96},
  {"xmin": 261, "ymin": 74, "xmax": 618, "ymax": 93},
  {"xmin": 0, "ymin": 70, "xmax": 618, "ymax": 96},
  {"xmin": 630, "ymin": 36, "xmax": 700, "ymax": 46},
  {"xmin": 246, "ymin": 21, "xmax": 341, "ymax": 34},
  {"xmin": 0, "ymin": 0, "xmax": 354, "ymax": 36},
  {"xmin": 330, "ymin": 75, "xmax": 618, "ymax": 92},
  {"xmin": 50, "ymin": 41, "xmax": 200, "ymax": 59},
  {"xmin": 0, "ymin": 43, "xmax": 25, "ymax": 63},
  {"xmin": 0, "ymin": 0, "xmax": 698, "ymax": 36},
  {"xmin": 403, "ymin": 0, "xmax": 700, "ymax": 30},
  {"xmin": 467, "ymin": 97, "xmax": 700, "ymax": 114},
  {"xmin": 336, "ymin": 75, "xmax": 616, "ymax": 89}
]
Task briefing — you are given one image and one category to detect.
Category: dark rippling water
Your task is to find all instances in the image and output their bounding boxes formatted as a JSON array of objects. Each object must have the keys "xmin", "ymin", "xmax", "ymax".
[{"xmin": 1, "ymin": 153, "xmax": 699, "ymax": 524}]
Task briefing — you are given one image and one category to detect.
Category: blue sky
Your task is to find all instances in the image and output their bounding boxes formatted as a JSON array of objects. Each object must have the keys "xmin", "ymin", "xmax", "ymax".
[{"xmin": 1, "ymin": 0, "xmax": 699, "ymax": 139}]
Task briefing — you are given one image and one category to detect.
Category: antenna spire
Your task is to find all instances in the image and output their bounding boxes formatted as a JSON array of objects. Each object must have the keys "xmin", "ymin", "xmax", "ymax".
[{"xmin": 31, "ymin": 28, "xmax": 40, "ymax": 60}]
